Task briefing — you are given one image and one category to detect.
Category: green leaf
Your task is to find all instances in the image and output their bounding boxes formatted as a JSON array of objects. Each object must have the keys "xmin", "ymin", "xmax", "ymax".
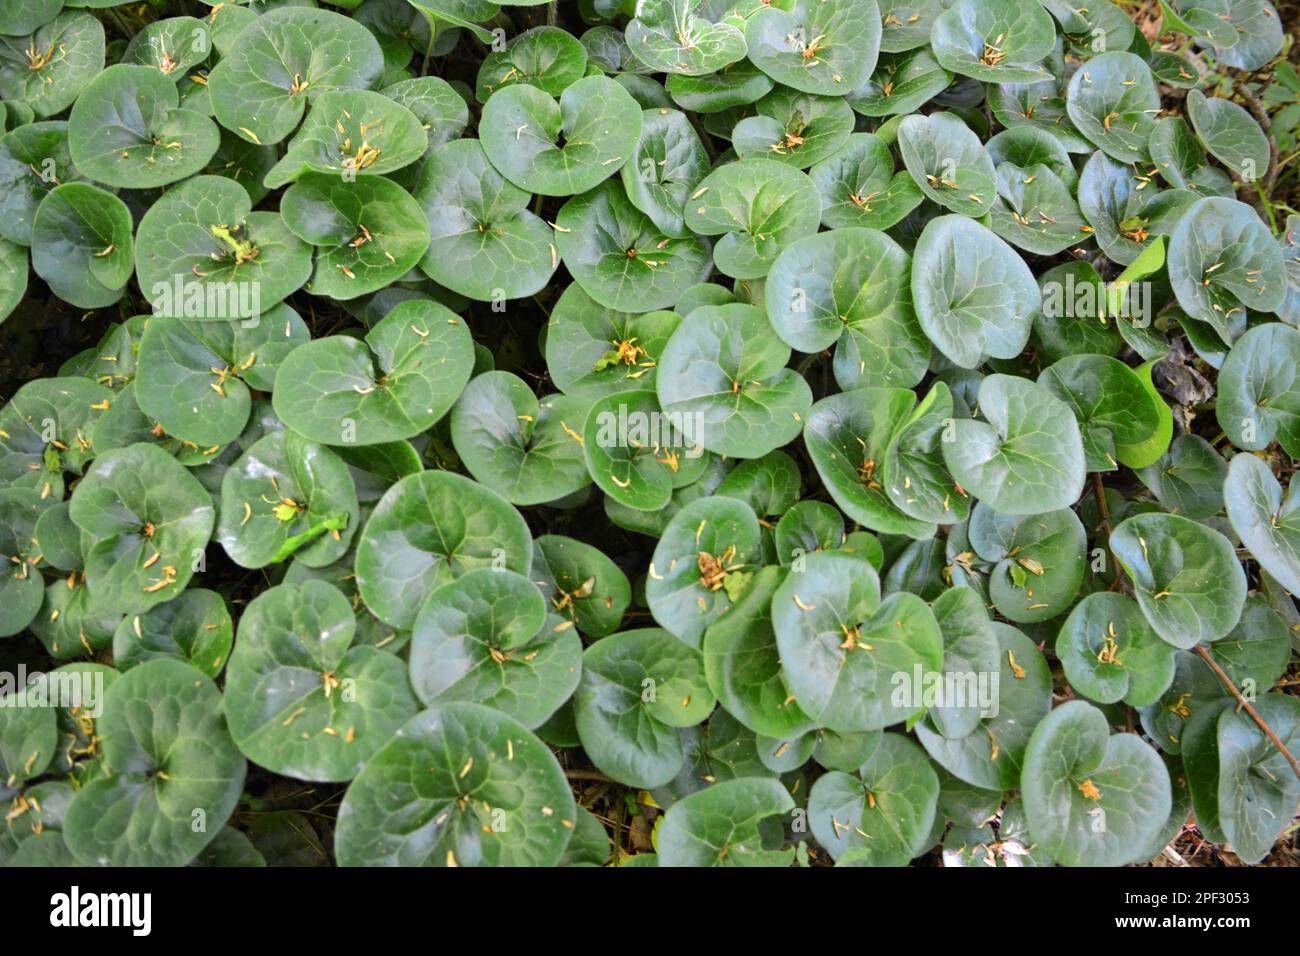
[
  {"xmin": 207, "ymin": 7, "xmax": 384, "ymax": 146},
  {"xmin": 0, "ymin": 121, "xmax": 80, "ymax": 245},
  {"xmin": 479, "ymin": 75, "xmax": 641, "ymax": 197},
  {"xmin": 31, "ymin": 183, "xmax": 132, "ymax": 309},
  {"xmin": 450, "ymin": 371, "xmax": 591, "ymax": 506},
  {"xmin": 682, "ymin": 158, "xmax": 821, "ymax": 280},
  {"xmin": 0, "ymin": 680, "xmax": 57, "ymax": 797},
  {"xmin": 335, "ymin": 701, "xmax": 576, "ymax": 866},
  {"xmin": 897, "ymin": 112, "xmax": 996, "ymax": 217},
  {"xmin": 281, "ymin": 172, "xmax": 429, "ymax": 299},
  {"xmin": 217, "ymin": 429, "xmax": 358, "ymax": 569},
  {"xmin": 916, "ymin": 623, "xmax": 1051, "ymax": 789},
  {"xmin": 744, "ymin": 0, "xmax": 880, "ymax": 95},
  {"xmin": 409, "ymin": 569, "xmax": 581, "ymax": 728},
  {"xmin": 731, "ymin": 86, "xmax": 854, "ymax": 169},
  {"xmin": 555, "ymin": 179, "xmax": 712, "ymax": 311},
  {"xmin": 912, "ymin": 215, "xmax": 1040, "ymax": 368},
  {"xmin": 808, "ymin": 733, "xmax": 939, "ymax": 865},
  {"xmin": 545, "ymin": 283, "xmax": 681, "ymax": 397},
  {"xmin": 476, "ymin": 25, "xmax": 588, "ymax": 99},
  {"xmin": 1066, "ymin": 52, "xmax": 1160, "ymax": 163},
  {"xmin": 69, "ymin": 443, "xmax": 215, "ymax": 616},
  {"xmin": 943, "ymin": 373, "xmax": 1086, "ymax": 515},
  {"xmin": 225, "ymin": 580, "xmax": 416, "ymax": 781},
  {"xmin": 969, "ymin": 503, "xmax": 1085, "ymax": 623},
  {"xmin": 134, "ymin": 175, "xmax": 312, "ymax": 320},
  {"xmin": 0, "ymin": 13, "xmax": 105, "ymax": 118},
  {"xmin": 530, "ymin": 534, "xmax": 632, "ymax": 639},
  {"xmin": 658, "ymin": 777, "xmax": 795, "ymax": 866},
  {"xmin": 272, "ymin": 299, "xmax": 473, "ymax": 445},
  {"xmin": 656, "ymin": 303, "xmax": 811, "ymax": 458},
  {"xmin": 646, "ymin": 496, "xmax": 763, "ymax": 647},
  {"xmin": 1110, "ymin": 512, "xmax": 1246, "ymax": 647},
  {"xmin": 803, "ymin": 387, "xmax": 937, "ymax": 538},
  {"xmin": 848, "ymin": 48, "xmax": 952, "ymax": 118},
  {"xmin": 1185, "ymin": 89, "xmax": 1271, "ymax": 183},
  {"xmin": 64, "ymin": 659, "xmax": 246, "ymax": 866},
  {"xmin": 573, "ymin": 628, "xmax": 714, "ymax": 788},
  {"xmin": 1136, "ymin": 433, "xmax": 1227, "ymax": 519},
  {"xmin": 627, "ymin": 0, "xmax": 748, "ymax": 77},
  {"xmin": 772, "ymin": 550, "xmax": 942, "ymax": 732},
  {"xmin": 619, "ymin": 107, "xmax": 710, "ymax": 239},
  {"xmin": 702, "ymin": 564, "xmax": 816, "ymax": 739},
  {"xmin": 68, "ymin": 64, "xmax": 219, "ymax": 189},
  {"xmin": 264, "ymin": 89, "xmax": 428, "ymax": 188},
  {"xmin": 1039, "ymin": 354, "xmax": 1161, "ymax": 473},
  {"xmin": 930, "ymin": 0, "xmax": 1054, "ymax": 83},
  {"xmin": 414, "ymin": 138, "xmax": 558, "ymax": 302},
  {"xmin": 1225, "ymin": 451, "xmax": 1300, "ymax": 595},
  {"xmin": 1056, "ymin": 591, "xmax": 1176, "ymax": 706},
  {"xmin": 1168, "ymin": 198, "xmax": 1286, "ymax": 341},
  {"xmin": 112, "ymin": 588, "xmax": 233, "ymax": 678},
  {"xmin": 1214, "ymin": 693, "xmax": 1300, "ymax": 863},
  {"xmin": 355, "ymin": 470, "xmax": 532, "ymax": 629},
  {"xmin": 809, "ymin": 133, "xmax": 924, "ymax": 232},
  {"xmin": 1020, "ymin": 699, "xmax": 1171, "ymax": 866}
]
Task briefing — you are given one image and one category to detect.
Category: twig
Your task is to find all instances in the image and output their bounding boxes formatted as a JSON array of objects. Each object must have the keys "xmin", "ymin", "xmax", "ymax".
[
  {"xmin": 1093, "ymin": 473, "xmax": 1123, "ymax": 592},
  {"xmin": 1235, "ymin": 79, "xmax": 1280, "ymax": 203},
  {"xmin": 1193, "ymin": 643, "xmax": 1300, "ymax": 782},
  {"xmin": 565, "ymin": 769, "xmax": 617, "ymax": 783}
]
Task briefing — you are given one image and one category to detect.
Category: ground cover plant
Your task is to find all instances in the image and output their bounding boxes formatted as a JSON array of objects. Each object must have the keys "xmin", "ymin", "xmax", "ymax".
[{"xmin": 0, "ymin": 0, "xmax": 1297, "ymax": 869}]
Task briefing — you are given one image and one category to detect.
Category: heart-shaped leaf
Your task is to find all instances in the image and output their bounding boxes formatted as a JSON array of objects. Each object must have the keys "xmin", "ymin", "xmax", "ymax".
[
  {"xmin": 545, "ymin": 283, "xmax": 681, "ymax": 397},
  {"xmin": 217, "ymin": 429, "xmax": 358, "ymax": 569},
  {"xmin": 0, "ymin": 121, "xmax": 81, "ymax": 245},
  {"xmin": 264, "ymin": 89, "xmax": 428, "ymax": 189},
  {"xmin": 656, "ymin": 303, "xmax": 812, "ymax": 458},
  {"xmin": 573, "ymin": 627, "xmax": 715, "ymax": 788},
  {"xmin": 68, "ymin": 64, "xmax": 219, "ymax": 189},
  {"xmin": 658, "ymin": 776, "xmax": 795, "ymax": 866},
  {"xmin": 1185, "ymin": 89, "xmax": 1271, "ymax": 183},
  {"xmin": 969, "ymin": 502, "xmax": 1086, "ymax": 623},
  {"xmin": 744, "ymin": 0, "xmax": 880, "ymax": 95},
  {"xmin": 930, "ymin": 0, "xmax": 1054, "ymax": 83},
  {"xmin": 207, "ymin": 7, "xmax": 384, "ymax": 146},
  {"xmin": 530, "ymin": 534, "xmax": 632, "ymax": 639},
  {"xmin": 1066, "ymin": 52, "xmax": 1160, "ymax": 163},
  {"xmin": 0, "ymin": 12, "xmax": 105, "ymax": 118},
  {"xmin": 942, "ymin": 373, "xmax": 1086, "ymax": 515},
  {"xmin": 281, "ymin": 172, "xmax": 429, "ymax": 299},
  {"xmin": 409, "ymin": 568, "xmax": 581, "ymax": 728},
  {"xmin": 112, "ymin": 587, "xmax": 232, "ymax": 678},
  {"xmin": 808, "ymin": 733, "xmax": 939, "ymax": 865},
  {"xmin": 912, "ymin": 215, "xmax": 1040, "ymax": 368},
  {"xmin": 646, "ymin": 495, "xmax": 763, "ymax": 647},
  {"xmin": 803, "ymin": 387, "xmax": 937, "ymax": 538},
  {"xmin": 1038, "ymin": 354, "xmax": 1162, "ymax": 472},
  {"xmin": 414, "ymin": 138, "xmax": 558, "ymax": 302},
  {"xmin": 1110, "ymin": 511, "xmax": 1246, "ymax": 647},
  {"xmin": 480, "ymin": 75, "xmax": 642, "ymax": 197},
  {"xmin": 555, "ymin": 179, "xmax": 712, "ymax": 311},
  {"xmin": 897, "ymin": 112, "xmax": 996, "ymax": 217},
  {"xmin": 1168, "ymin": 198, "xmax": 1286, "ymax": 341},
  {"xmin": 627, "ymin": 0, "xmax": 748, "ymax": 77},
  {"xmin": 225, "ymin": 580, "xmax": 416, "ymax": 781},
  {"xmin": 63, "ymin": 659, "xmax": 245, "ymax": 866},
  {"xmin": 1056, "ymin": 591, "xmax": 1177, "ymax": 707},
  {"xmin": 809, "ymin": 132, "xmax": 924, "ymax": 231},
  {"xmin": 355, "ymin": 470, "xmax": 532, "ymax": 629},
  {"xmin": 69, "ymin": 443, "xmax": 215, "ymax": 616},
  {"xmin": 772, "ymin": 550, "xmax": 943, "ymax": 732},
  {"xmin": 272, "ymin": 299, "xmax": 474, "ymax": 446},
  {"xmin": 134, "ymin": 175, "xmax": 312, "ymax": 320},
  {"xmin": 619, "ymin": 107, "xmax": 710, "ymax": 239},
  {"xmin": 1226, "ymin": 451, "xmax": 1300, "ymax": 595},
  {"xmin": 1020, "ymin": 699, "xmax": 1171, "ymax": 866},
  {"xmin": 335, "ymin": 701, "xmax": 576, "ymax": 866},
  {"xmin": 476, "ymin": 25, "xmax": 588, "ymax": 99},
  {"xmin": 31, "ymin": 183, "xmax": 132, "ymax": 309}
]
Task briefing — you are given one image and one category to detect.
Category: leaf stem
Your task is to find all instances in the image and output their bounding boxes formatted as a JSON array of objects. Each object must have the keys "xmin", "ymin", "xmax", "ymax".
[{"xmin": 1192, "ymin": 643, "xmax": 1300, "ymax": 782}]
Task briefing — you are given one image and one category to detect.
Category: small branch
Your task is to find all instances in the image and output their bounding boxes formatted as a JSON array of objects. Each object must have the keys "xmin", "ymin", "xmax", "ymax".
[
  {"xmin": 1235, "ymin": 78, "xmax": 1281, "ymax": 202},
  {"xmin": 1193, "ymin": 643, "xmax": 1300, "ymax": 782},
  {"xmin": 565, "ymin": 769, "xmax": 617, "ymax": 783},
  {"xmin": 1093, "ymin": 473, "xmax": 1123, "ymax": 592}
]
